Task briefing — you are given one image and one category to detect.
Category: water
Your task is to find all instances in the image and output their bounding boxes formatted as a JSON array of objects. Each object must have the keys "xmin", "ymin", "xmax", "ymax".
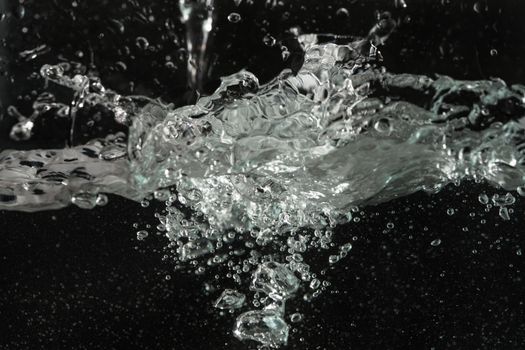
[{"xmin": 2, "ymin": 5, "xmax": 525, "ymax": 348}]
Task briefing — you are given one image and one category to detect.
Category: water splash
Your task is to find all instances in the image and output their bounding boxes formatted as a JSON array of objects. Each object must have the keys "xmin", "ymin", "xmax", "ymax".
[{"xmin": 2, "ymin": 33, "xmax": 525, "ymax": 347}]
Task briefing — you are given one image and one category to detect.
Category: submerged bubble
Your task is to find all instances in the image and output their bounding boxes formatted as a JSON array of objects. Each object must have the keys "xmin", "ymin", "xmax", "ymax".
[
  {"xmin": 335, "ymin": 7, "xmax": 349, "ymax": 18},
  {"xmin": 233, "ymin": 309, "xmax": 289, "ymax": 347},
  {"xmin": 136, "ymin": 230, "xmax": 149, "ymax": 241},
  {"xmin": 478, "ymin": 194, "xmax": 489, "ymax": 205},
  {"xmin": 96, "ymin": 194, "xmax": 109, "ymax": 206},
  {"xmin": 227, "ymin": 12, "xmax": 241, "ymax": 23},
  {"xmin": 252, "ymin": 262, "xmax": 300, "ymax": 301},
  {"xmin": 498, "ymin": 207, "xmax": 511, "ymax": 221},
  {"xmin": 180, "ymin": 238, "xmax": 215, "ymax": 261},
  {"xmin": 290, "ymin": 313, "xmax": 302, "ymax": 323},
  {"xmin": 263, "ymin": 34, "xmax": 276, "ymax": 47},
  {"xmin": 491, "ymin": 193, "xmax": 515, "ymax": 207},
  {"xmin": 71, "ymin": 192, "xmax": 99, "ymax": 209},
  {"xmin": 15, "ymin": 5, "xmax": 25, "ymax": 19},
  {"xmin": 214, "ymin": 289, "xmax": 246, "ymax": 310},
  {"xmin": 135, "ymin": 36, "xmax": 149, "ymax": 50},
  {"xmin": 9, "ymin": 120, "xmax": 34, "ymax": 141}
]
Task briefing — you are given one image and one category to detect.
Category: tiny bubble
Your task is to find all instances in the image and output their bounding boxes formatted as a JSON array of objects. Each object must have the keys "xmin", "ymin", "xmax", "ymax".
[{"xmin": 227, "ymin": 12, "xmax": 241, "ymax": 23}]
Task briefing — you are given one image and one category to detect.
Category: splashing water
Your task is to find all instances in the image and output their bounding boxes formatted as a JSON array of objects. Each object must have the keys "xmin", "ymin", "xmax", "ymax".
[{"xmin": 2, "ymin": 30, "xmax": 525, "ymax": 347}]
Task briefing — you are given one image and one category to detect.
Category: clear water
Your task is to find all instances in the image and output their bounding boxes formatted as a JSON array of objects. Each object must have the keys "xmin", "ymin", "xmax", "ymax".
[{"xmin": 2, "ymin": 13, "xmax": 525, "ymax": 348}]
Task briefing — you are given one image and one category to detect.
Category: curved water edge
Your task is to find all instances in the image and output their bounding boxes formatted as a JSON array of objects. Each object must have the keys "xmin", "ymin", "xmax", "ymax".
[{"xmin": 2, "ymin": 37, "xmax": 525, "ymax": 216}]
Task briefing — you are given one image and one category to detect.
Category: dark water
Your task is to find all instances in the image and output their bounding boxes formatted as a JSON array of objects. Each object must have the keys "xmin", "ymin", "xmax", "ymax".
[{"xmin": 1, "ymin": 0, "xmax": 525, "ymax": 349}]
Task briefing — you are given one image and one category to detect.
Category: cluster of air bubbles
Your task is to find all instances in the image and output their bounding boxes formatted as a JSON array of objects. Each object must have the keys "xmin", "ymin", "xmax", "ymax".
[{"xmin": 477, "ymin": 192, "xmax": 517, "ymax": 221}]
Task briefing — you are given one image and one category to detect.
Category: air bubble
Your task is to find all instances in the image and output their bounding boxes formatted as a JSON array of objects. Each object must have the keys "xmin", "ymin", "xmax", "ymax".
[
  {"xmin": 336, "ymin": 7, "xmax": 349, "ymax": 18},
  {"xmin": 478, "ymin": 193, "xmax": 489, "ymax": 205},
  {"xmin": 227, "ymin": 12, "xmax": 241, "ymax": 23},
  {"xmin": 137, "ymin": 230, "xmax": 149, "ymax": 241},
  {"xmin": 290, "ymin": 313, "xmax": 303, "ymax": 323},
  {"xmin": 135, "ymin": 36, "xmax": 149, "ymax": 50},
  {"xmin": 263, "ymin": 34, "xmax": 276, "ymax": 47},
  {"xmin": 431, "ymin": 239, "xmax": 442, "ymax": 246}
]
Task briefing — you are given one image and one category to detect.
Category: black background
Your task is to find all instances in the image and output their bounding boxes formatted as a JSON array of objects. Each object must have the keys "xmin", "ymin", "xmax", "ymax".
[{"xmin": 1, "ymin": 0, "xmax": 525, "ymax": 349}]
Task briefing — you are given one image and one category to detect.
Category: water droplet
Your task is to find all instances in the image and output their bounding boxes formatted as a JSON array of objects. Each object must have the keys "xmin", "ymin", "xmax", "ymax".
[
  {"xmin": 447, "ymin": 208, "xmax": 455, "ymax": 215},
  {"xmin": 490, "ymin": 49, "xmax": 498, "ymax": 56}
]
